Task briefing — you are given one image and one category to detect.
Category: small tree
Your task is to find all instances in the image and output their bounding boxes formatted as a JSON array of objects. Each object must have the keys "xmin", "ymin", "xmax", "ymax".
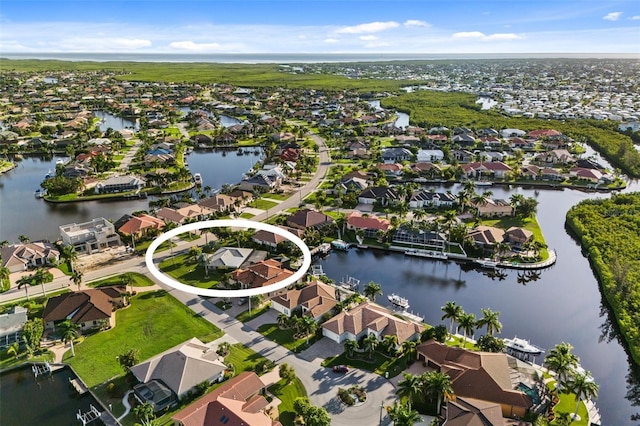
[
  {"xmin": 22, "ymin": 318, "xmax": 44, "ymax": 357},
  {"xmin": 133, "ymin": 401, "xmax": 155, "ymax": 425},
  {"xmin": 117, "ymin": 348, "xmax": 140, "ymax": 373},
  {"xmin": 279, "ymin": 363, "xmax": 296, "ymax": 384},
  {"xmin": 363, "ymin": 281, "xmax": 382, "ymax": 302},
  {"xmin": 344, "ymin": 339, "xmax": 358, "ymax": 357}
]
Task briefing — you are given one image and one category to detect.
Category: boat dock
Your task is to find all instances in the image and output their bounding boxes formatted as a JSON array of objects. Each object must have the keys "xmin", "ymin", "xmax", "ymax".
[
  {"xmin": 77, "ymin": 405, "xmax": 101, "ymax": 426},
  {"xmin": 69, "ymin": 377, "xmax": 88, "ymax": 395},
  {"xmin": 338, "ymin": 276, "xmax": 360, "ymax": 291},
  {"xmin": 32, "ymin": 362, "xmax": 51, "ymax": 378},
  {"xmin": 310, "ymin": 243, "xmax": 331, "ymax": 256}
]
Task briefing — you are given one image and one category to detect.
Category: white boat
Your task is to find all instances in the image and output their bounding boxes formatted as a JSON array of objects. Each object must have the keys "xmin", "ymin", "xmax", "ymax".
[
  {"xmin": 474, "ymin": 181, "xmax": 493, "ymax": 187},
  {"xmin": 475, "ymin": 258, "xmax": 498, "ymax": 268},
  {"xmin": 193, "ymin": 173, "xmax": 203, "ymax": 186},
  {"xmin": 388, "ymin": 293, "xmax": 410, "ymax": 310},
  {"xmin": 331, "ymin": 240, "xmax": 350, "ymax": 251},
  {"xmin": 405, "ymin": 249, "xmax": 448, "ymax": 260},
  {"xmin": 34, "ymin": 188, "xmax": 47, "ymax": 198},
  {"xmin": 55, "ymin": 159, "xmax": 64, "ymax": 165},
  {"xmin": 503, "ymin": 336, "xmax": 544, "ymax": 362}
]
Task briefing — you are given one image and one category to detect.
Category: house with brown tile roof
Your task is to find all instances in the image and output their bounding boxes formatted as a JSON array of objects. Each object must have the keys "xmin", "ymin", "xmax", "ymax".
[
  {"xmin": 270, "ymin": 280, "xmax": 337, "ymax": 320},
  {"xmin": 322, "ymin": 302, "xmax": 422, "ymax": 347},
  {"xmin": 231, "ymin": 259, "xmax": 296, "ymax": 295},
  {"xmin": 470, "ymin": 199, "xmax": 514, "ymax": 217},
  {"xmin": 1, "ymin": 242, "xmax": 60, "ymax": 273},
  {"xmin": 117, "ymin": 214, "xmax": 165, "ymax": 238},
  {"xmin": 172, "ymin": 371, "xmax": 282, "ymax": 426},
  {"xmin": 468, "ymin": 226, "xmax": 505, "ymax": 248},
  {"xmin": 504, "ymin": 227, "xmax": 533, "ymax": 247},
  {"xmin": 444, "ymin": 397, "xmax": 518, "ymax": 426},
  {"xmin": 286, "ymin": 209, "xmax": 334, "ymax": 230},
  {"xmin": 156, "ymin": 207, "xmax": 187, "ymax": 224},
  {"xmin": 42, "ymin": 286, "xmax": 127, "ymax": 332},
  {"xmin": 417, "ymin": 340, "xmax": 533, "ymax": 418},
  {"xmin": 346, "ymin": 212, "xmax": 390, "ymax": 238},
  {"xmin": 252, "ymin": 230, "xmax": 287, "ymax": 249}
]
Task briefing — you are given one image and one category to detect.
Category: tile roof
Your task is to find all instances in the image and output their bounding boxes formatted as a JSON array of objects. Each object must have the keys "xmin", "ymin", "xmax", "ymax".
[
  {"xmin": 286, "ymin": 209, "xmax": 334, "ymax": 229},
  {"xmin": 42, "ymin": 287, "xmax": 125, "ymax": 324},
  {"xmin": 271, "ymin": 280, "xmax": 337, "ymax": 318},
  {"xmin": 232, "ymin": 259, "xmax": 294, "ymax": 289},
  {"xmin": 346, "ymin": 212, "xmax": 390, "ymax": 231},
  {"xmin": 118, "ymin": 214, "xmax": 165, "ymax": 235}
]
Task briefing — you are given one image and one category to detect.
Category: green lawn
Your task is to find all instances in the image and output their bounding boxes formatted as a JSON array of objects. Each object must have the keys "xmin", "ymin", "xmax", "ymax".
[
  {"xmin": 64, "ymin": 290, "xmax": 223, "ymax": 387},
  {"xmin": 551, "ymin": 393, "xmax": 588, "ymax": 425},
  {"xmin": 235, "ymin": 303, "xmax": 271, "ymax": 323},
  {"xmin": 248, "ymin": 198, "xmax": 279, "ymax": 210},
  {"xmin": 264, "ymin": 192, "xmax": 291, "ymax": 201},
  {"xmin": 0, "ymin": 349, "xmax": 54, "ymax": 370},
  {"xmin": 134, "ymin": 238, "xmax": 176, "ymax": 253},
  {"xmin": 322, "ymin": 350, "xmax": 408, "ymax": 378},
  {"xmin": 239, "ymin": 212, "xmax": 255, "ymax": 219},
  {"xmin": 158, "ymin": 254, "xmax": 227, "ymax": 288},
  {"xmin": 257, "ymin": 323, "xmax": 321, "ymax": 352},
  {"xmin": 480, "ymin": 216, "xmax": 549, "ymax": 260},
  {"xmin": 88, "ymin": 272, "xmax": 155, "ymax": 288},
  {"xmin": 224, "ymin": 343, "xmax": 272, "ymax": 374},
  {"xmin": 268, "ymin": 378, "xmax": 307, "ymax": 426}
]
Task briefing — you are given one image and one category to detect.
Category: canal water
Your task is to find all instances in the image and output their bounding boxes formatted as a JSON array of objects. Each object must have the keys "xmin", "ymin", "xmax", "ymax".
[
  {"xmin": 94, "ymin": 110, "xmax": 139, "ymax": 132},
  {"xmin": 0, "ymin": 365, "xmax": 106, "ymax": 426},
  {"xmin": 316, "ymin": 180, "xmax": 640, "ymax": 425},
  {"xmin": 0, "ymin": 150, "xmax": 262, "ymax": 243}
]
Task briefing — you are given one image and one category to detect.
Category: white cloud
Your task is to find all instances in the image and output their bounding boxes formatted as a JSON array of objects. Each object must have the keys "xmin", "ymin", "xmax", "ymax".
[
  {"xmin": 603, "ymin": 12, "xmax": 623, "ymax": 21},
  {"xmin": 359, "ymin": 35, "xmax": 378, "ymax": 41},
  {"xmin": 403, "ymin": 20, "xmax": 430, "ymax": 28},
  {"xmin": 168, "ymin": 41, "xmax": 220, "ymax": 51},
  {"xmin": 324, "ymin": 38, "xmax": 339, "ymax": 44},
  {"xmin": 452, "ymin": 31, "xmax": 522, "ymax": 41},
  {"xmin": 364, "ymin": 41, "xmax": 391, "ymax": 48},
  {"xmin": 335, "ymin": 21, "xmax": 399, "ymax": 34},
  {"xmin": 630, "ymin": 16, "xmax": 640, "ymax": 20}
]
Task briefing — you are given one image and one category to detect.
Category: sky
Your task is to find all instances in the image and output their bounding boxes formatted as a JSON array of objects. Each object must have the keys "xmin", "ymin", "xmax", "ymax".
[{"xmin": 1, "ymin": 0, "xmax": 639, "ymax": 55}]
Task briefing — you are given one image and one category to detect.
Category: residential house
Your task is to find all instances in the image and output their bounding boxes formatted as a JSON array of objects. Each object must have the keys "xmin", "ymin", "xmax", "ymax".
[
  {"xmin": 536, "ymin": 149, "xmax": 574, "ymax": 164},
  {"xmin": 471, "ymin": 199, "xmax": 514, "ymax": 217},
  {"xmin": 231, "ymin": 259, "xmax": 295, "ymax": 295},
  {"xmin": 500, "ymin": 128, "xmax": 526, "ymax": 138},
  {"xmin": 504, "ymin": 227, "xmax": 533, "ymax": 251},
  {"xmin": 540, "ymin": 167, "xmax": 564, "ymax": 181},
  {"xmin": 270, "ymin": 280, "xmax": 337, "ymax": 320},
  {"xmin": 377, "ymin": 163, "xmax": 404, "ymax": 178},
  {"xmin": 131, "ymin": 337, "xmax": 227, "ymax": 403},
  {"xmin": 462, "ymin": 162, "xmax": 513, "ymax": 180},
  {"xmin": 452, "ymin": 133, "xmax": 476, "ymax": 147},
  {"xmin": 204, "ymin": 247, "xmax": 267, "ymax": 272},
  {"xmin": 60, "ymin": 217, "xmax": 121, "ymax": 254},
  {"xmin": 467, "ymin": 226, "xmax": 505, "ymax": 248},
  {"xmin": 346, "ymin": 211, "xmax": 390, "ymax": 238},
  {"xmin": 252, "ymin": 230, "xmax": 287, "ymax": 249},
  {"xmin": 442, "ymin": 397, "xmax": 509, "ymax": 426},
  {"xmin": 322, "ymin": 302, "xmax": 422, "ymax": 347},
  {"xmin": 286, "ymin": 209, "xmax": 334, "ymax": 230},
  {"xmin": 417, "ymin": 340, "xmax": 533, "ymax": 418},
  {"xmin": 1, "ymin": 242, "xmax": 60, "ymax": 273},
  {"xmin": 569, "ymin": 167, "xmax": 603, "ymax": 183},
  {"xmin": 117, "ymin": 214, "xmax": 165, "ymax": 239},
  {"xmin": 42, "ymin": 286, "xmax": 127, "ymax": 332},
  {"xmin": 0, "ymin": 306, "xmax": 28, "ymax": 348},
  {"xmin": 392, "ymin": 225, "xmax": 447, "ymax": 249},
  {"xmin": 416, "ymin": 149, "xmax": 445, "ymax": 163},
  {"xmin": 410, "ymin": 162, "xmax": 443, "ymax": 178},
  {"xmin": 409, "ymin": 191, "xmax": 456, "ymax": 209},
  {"xmin": 198, "ymin": 194, "xmax": 239, "ymax": 213},
  {"xmin": 358, "ymin": 187, "xmax": 400, "ymax": 206},
  {"xmin": 520, "ymin": 165, "xmax": 541, "ymax": 180},
  {"xmin": 381, "ymin": 147, "xmax": 412, "ymax": 164},
  {"xmin": 172, "ymin": 371, "xmax": 281, "ymax": 426},
  {"xmin": 94, "ymin": 175, "xmax": 145, "ymax": 194},
  {"xmin": 237, "ymin": 173, "xmax": 280, "ymax": 192}
]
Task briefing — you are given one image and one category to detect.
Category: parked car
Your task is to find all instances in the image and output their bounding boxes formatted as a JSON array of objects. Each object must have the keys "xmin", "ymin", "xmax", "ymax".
[
  {"xmin": 237, "ymin": 297, "xmax": 248, "ymax": 306},
  {"xmin": 332, "ymin": 365, "xmax": 349, "ymax": 374}
]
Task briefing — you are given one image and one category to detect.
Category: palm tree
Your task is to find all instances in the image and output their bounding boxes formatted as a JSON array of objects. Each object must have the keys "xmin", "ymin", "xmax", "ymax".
[
  {"xmin": 462, "ymin": 180, "xmax": 477, "ymax": 193},
  {"xmin": 397, "ymin": 373, "xmax": 422, "ymax": 410},
  {"xmin": 476, "ymin": 308, "xmax": 502, "ymax": 336},
  {"xmin": 441, "ymin": 301, "xmax": 463, "ymax": 336},
  {"xmin": 545, "ymin": 342, "xmax": 579, "ymax": 385},
  {"xmin": 70, "ymin": 269, "xmax": 83, "ymax": 291},
  {"xmin": 422, "ymin": 370, "xmax": 455, "ymax": 415},
  {"xmin": 18, "ymin": 235, "xmax": 30, "ymax": 244},
  {"xmin": 277, "ymin": 313, "xmax": 289, "ymax": 328},
  {"xmin": 565, "ymin": 371, "xmax": 599, "ymax": 421},
  {"xmin": 363, "ymin": 281, "xmax": 382, "ymax": 302},
  {"xmin": 33, "ymin": 268, "xmax": 53, "ymax": 297},
  {"xmin": 300, "ymin": 315, "xmax": 317, "ymax": 345},
  {"xmin": 58, "ymin": 319, "xmax": 80, "ymax": 357},
  {"xmin": 16, "ymin": 274, "xmax": 32, "ymax": 300},
  {"xmin": 334, "ymin": 213, "xmax": 347, "ymax": 240},
  {"xmin": 60, "ymin": 245, "xmax": 78, "ymax": 273},
  {"xmin": 401, "ymin": 340, "xmax": 418, "ymax": 362},
  {"xmin": 120, "ymin": 272, "xmax": 135, "ymax": 294},
  {"xmin": 386, "ymin": 401, "xmax": 421, "ymax": 426},
  {"xmin": 381, "ymin": 334, "xmax": 398, "ymax": 355},
  {"xmin": 363, "ymin": 333, "xmax": 379, "ymax": 360},
  {"xmin": 344, "ymin": 339, "xmax": 358, "ymax": 357},
  {"xmin": 458, "ymin": 312, "xmax": 476, "ymax": 347},
  {"xmin": 0, "ymin": 266, "xmax": 10, "ymax": 291}
]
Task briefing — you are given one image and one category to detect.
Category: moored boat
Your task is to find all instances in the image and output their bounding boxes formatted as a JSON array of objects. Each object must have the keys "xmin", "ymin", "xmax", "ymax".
[
  {"xmin": 193, "ymin": 173, "xmax": 203, "ymax": 186},
  {"xmin": 34, "ymin": 188, "xmax": 47, "ymax": 198},
  {"xmin": 331, "ymin": 239, "xmax": 350, "ymax": 251},
  {"xmin": 475, "ymin": 258, "xmax": 498, "ymax": 268},
  {"xmin": 388, "ymin": 293, "xmax": 410, "ymax": 310},
  {"xmin": 503, "ymin": 336, "xmax": 544, "ymax": 363},
  {"xmin": 405, "ymin": 248, "xmax": 448, "ymax": 260}
]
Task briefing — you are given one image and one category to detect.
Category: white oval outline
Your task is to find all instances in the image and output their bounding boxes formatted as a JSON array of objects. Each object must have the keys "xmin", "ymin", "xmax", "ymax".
[{"xmin": 145, "ymin": 219, "xmax": 311, "ymax": 298}]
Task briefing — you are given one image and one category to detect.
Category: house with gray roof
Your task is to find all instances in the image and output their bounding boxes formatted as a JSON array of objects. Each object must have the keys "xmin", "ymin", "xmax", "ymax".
[
  {"xmin": 1, "ymin": 242, "xmax": 60, "ymax": 273},
  {"xmin": 131, "ymin": 337, "xmax": 227, "ymax": 400},
  {"xmin": 94, "ymin": 175, "xmax": 145, "ymax": 194},
  {"xmin": 204, "ymin": 247, "xmax": 267, "ymax": 271},
  {"xmin": 0, "ymin": 306, "xmax": 28, "ymax": 348}
]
